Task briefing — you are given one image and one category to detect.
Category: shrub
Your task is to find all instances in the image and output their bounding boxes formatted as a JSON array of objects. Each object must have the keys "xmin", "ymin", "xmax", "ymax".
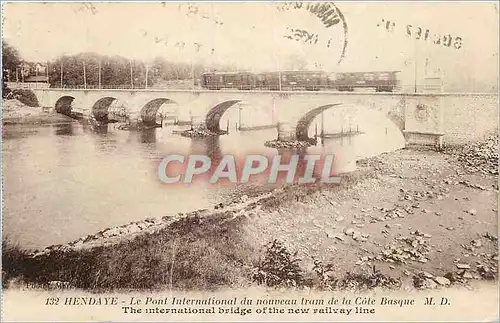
[
  {"xmin": 312, "ymin": 259, "xmax": 338, "ymax": 290},
  {"xmin": 336, "ymin": 265, "xmax": 401, "ymax": 290},
  {"xmin": 2, "ymin": 82, "xmax": 12, "ymax": 98},
  {"xmin": 10, "ymin": 89, "xmax": 39, "ymax": 107},
  {"xmin": 2, "ymin": 239, "xmax": 32, "ymax": 288},
  {"xmin": 252, "ymin": 239, "xmax": 307, "ymax": 288}
]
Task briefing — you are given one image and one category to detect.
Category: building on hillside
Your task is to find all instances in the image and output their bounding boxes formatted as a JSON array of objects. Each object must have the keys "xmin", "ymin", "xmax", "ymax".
[
  {"xmin": 34, "ymin": 62, "xmax": 47, "ymax": 76},
  {"xmin": 16, "ymin": 62, "xmax": 48, "ymax": 81},
  {"xmin": 19, "ymin": 62, "xmax": 32, "ymax": 80}
]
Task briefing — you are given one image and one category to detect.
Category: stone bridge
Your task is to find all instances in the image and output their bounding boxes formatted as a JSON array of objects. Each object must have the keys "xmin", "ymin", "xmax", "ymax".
[{"xmin": 31, "ymin": 88, "xmax": 498, "ymax": 146}]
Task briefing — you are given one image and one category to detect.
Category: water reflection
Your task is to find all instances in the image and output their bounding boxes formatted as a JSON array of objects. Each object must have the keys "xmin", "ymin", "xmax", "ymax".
[
  {"xmin": 139, "ymin": 128, "xmax": 157, "ymax": 144},
  {"xmin": 53, "ymin": 123, "xmax": 75, "ymax": 136}
]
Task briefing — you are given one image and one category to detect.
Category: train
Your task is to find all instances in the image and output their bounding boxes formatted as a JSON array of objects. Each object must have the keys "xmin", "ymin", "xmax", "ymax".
[{"xmin": 200, "ymin": 70, "xmax": 400, "ymax": 92}]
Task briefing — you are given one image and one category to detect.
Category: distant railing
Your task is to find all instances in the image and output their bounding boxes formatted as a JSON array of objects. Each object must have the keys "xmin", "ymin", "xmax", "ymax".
[
  {"xmin": 6, "ymin": 82, "xmax": 50, "ymax": 89},
  {"xmin": 48, "ymin": 84, "xmax": 203, "ymax": 90}
]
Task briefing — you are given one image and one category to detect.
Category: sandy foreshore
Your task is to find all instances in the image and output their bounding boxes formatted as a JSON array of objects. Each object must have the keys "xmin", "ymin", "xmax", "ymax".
[
  {"xmin": 2, "ymin": 134, "xmax": 497, "ymax": 293},
  {"xmin": 2, "ymin": 99, "xmax": 75, "ymax": 125}
]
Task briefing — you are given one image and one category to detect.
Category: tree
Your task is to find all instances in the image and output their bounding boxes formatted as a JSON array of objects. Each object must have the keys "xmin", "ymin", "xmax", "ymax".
[{"xmin": 2, "ymin": 41, "xmax": 22, "ymax": 82}]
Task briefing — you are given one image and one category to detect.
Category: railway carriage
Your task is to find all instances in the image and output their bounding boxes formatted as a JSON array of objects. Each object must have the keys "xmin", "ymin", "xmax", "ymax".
[
  {"xmin": 201, "ymin": 70, "xmax": 400, "ymax": 92},
  {"xmin": 201, "ymin": 72, "xmax": 255, "ymax": 90},
  {"xmin": 331, "ymin": 71, "xmax": 400, "ymax": 92}
]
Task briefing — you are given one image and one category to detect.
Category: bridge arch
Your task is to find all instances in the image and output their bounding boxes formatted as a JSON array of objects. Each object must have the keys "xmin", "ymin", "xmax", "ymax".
[
  {"xmin": 92, "ymin": 97, "xmax": 117, "ymax": 122},
  {"xmin": 205, "ymin": 100, "xmax": 242, "ymax": 132},
  {"xmin": 295, "ymin": 104, "xmax": 343, "ymax": 141},
  {"xmin": 295, "ymin": 103, "xmax": 405, "ymax": 142},
  {"xmin": 140, "ymin": 98, "xmax": 177, "ymax": 125},
  {"xmin": 55, "ymin": 96, "xmax": 75, "ymax": 117}
]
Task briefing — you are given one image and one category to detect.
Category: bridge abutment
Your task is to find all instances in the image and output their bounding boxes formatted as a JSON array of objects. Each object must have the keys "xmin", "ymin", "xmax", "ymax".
[{"xmin": 403, "ymin": 95, "xmax": 445, "ymax": 149}]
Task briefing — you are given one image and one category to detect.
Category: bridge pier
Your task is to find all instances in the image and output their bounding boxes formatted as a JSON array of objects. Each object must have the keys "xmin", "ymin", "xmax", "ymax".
[
  {"xmin": 191, "ymin": 116, "xmax": 207, "ymax": 130},
  {"xmin": 277, "ymin": 122, "xmax": 297, "ymax": 141}
]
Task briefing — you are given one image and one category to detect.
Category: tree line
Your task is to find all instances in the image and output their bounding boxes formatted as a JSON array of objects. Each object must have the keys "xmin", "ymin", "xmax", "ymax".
[
  {"xmin": 48, "ymin": 53, "xmax": 233, "ymax": 88},
  {"xmin": 2, "ymin": 41, "xmax": 239, "ymax": 89}
]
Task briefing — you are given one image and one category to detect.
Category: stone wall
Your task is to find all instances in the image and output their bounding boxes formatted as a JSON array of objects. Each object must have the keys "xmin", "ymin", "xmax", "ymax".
[{"xmin": 441, "ymin": 95, "xmax": 498, "ymax": 145}]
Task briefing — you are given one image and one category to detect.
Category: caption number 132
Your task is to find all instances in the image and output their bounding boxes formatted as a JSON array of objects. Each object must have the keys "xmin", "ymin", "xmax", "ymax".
[{"xmin": 45, "ymin": 297, "xmax": 60, "ymax": 305}]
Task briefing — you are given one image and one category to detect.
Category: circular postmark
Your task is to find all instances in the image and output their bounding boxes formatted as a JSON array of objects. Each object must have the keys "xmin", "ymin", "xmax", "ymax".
[{"xmin": 276, "ymin": 2, "xmax": 349, "ymax": 65}]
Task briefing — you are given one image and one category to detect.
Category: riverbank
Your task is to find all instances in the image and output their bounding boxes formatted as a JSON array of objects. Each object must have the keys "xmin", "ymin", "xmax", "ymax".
[
  {"xmin": 2, "ymin": 135, "xmax": 498, "ymax": 292},
  {"xmin": 2, "ymin": 99, "xmax": 75, "ymax": 125}
]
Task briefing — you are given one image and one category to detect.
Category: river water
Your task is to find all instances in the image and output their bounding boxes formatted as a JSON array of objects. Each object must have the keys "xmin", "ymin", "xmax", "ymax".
[{"xmin": 2, "ymin": 109, "xmax": 405, "ymax": 249}]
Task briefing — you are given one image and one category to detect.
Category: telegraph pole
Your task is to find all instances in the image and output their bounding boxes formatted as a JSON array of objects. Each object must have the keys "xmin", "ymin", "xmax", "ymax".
[
  {"xmin": 271, "ymin": 3, "xmax": 282, "ymax": 91},
  {"xmin": 83, "ymin": 61, "xmax": 87, "ymax": 89},
  {"xmin": 60, "ymin": 60, "xmax": 63, "ymax": 88},
  {"xmin": 98, "ymin": 58, "xmax": 102, "ymax": 89},
  {"xmin": 130, "ymin": 60, "xmax": 134, "ymax": 89},
  {"xmin": 145, "ymin": 64, "xmax": 149, "ymax": 89},
  {"xmin": 414, "ymin": 43, "xmax": 418, "ymax": 93}
]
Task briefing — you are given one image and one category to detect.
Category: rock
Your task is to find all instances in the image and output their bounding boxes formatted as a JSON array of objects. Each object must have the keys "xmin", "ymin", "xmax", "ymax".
[
  {"xmin": 434, "ymin": 276, "xmax": 451, "ymax": 286},
  {"xmin": 453, "ymin": 135, "xmax": 498, "ymax": 175},
  {"xmin": 456, "ymin": 263, "xmax": 471, "ymax": 269},
  {"xmin": 468, "ymin": 209, "xmax": 477, "ymax": 215},
  {"xmin": 483, "ymin": 232, "xmax": 498, "ymax": 241},
  {"xmin": 413, "ymin": 274, "xmax": 438, "ymax": 289},
  {"xmin": 422, "ymin": 271, "xmax": 433, "ymax": 278},
  {"xmin": 344, "ymin": 228, "xmax": 355, "ymax": 236},
  {"xmin": 335, "ymin": 235, "xmax": 345, "ymax": 241},
  {"xmin": 462, "ymin": 271, "xmax": 473, "ymax": 279},
  {"xmin": 471, "ymin": 239, "xmax": 482, "ymax": 247},
  {"xmin": 336, "ymin": 216, "xmax": 345, "ymax": 222}
]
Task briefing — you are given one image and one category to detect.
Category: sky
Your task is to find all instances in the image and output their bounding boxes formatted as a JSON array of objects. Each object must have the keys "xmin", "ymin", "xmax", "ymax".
[{"xmin": 2, "ymin": 2, "xmax": 499, "ymax": 90}]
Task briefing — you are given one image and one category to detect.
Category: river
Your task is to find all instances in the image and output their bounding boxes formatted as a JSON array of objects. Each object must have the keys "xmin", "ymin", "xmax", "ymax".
[{"xmin": 2, "ymin": 109, "xmax": 405, "ymax": 249}]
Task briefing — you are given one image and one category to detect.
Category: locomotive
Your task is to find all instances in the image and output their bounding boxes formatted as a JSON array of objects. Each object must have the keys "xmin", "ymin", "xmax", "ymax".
[{"xmin": 200, "ymin": 70, "xmax": 400, "ymax": 92}]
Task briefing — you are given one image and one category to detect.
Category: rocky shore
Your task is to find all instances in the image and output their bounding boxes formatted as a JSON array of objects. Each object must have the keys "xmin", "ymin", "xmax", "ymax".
[
  {"xmin": 264, "ymin": 138, "xmax": 316, "ymax": 149},
  {"xmin": 31, "ymin": 191, "xmax": 276, "ymax": 257},
  {"xmin": 180, "ymin": 128, "xmax": 227, "ymax": 138}
]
